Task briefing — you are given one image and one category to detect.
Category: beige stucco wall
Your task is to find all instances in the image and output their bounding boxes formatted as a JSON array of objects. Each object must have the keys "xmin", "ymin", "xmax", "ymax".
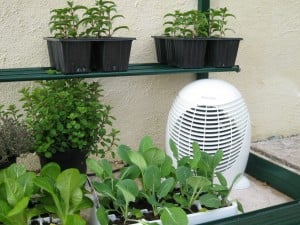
[{"xmin": 0, "ymin": 0, "xmax": 299, "ymax": 155}]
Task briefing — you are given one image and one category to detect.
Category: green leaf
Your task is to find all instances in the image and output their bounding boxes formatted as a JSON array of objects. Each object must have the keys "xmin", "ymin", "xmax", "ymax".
[
  {"xmin": 93, "ymin": 182, "xmax": 116, "ymax": 200},
  {"xmin": 116, "ymin": 179, "xmax": 139, "ymax": 204},
  {"xmin": 176, "ymin": 166, "xmax": 193, "ymax": 185},
  {"xmin": 7, "ymin": 197, "xmax": 29, "ymax": 217},
  {"xmin": 237, "ymin": 200, "xmax": 244, "ymax": 213},
  {"xmin": 216, "ymin": 172, "xmax": 227, "ymax": 187},
  {"xmin": 143, "ymin": 165, "xmax": 161, "ymax": 191},
  {"xmin": 128, "ymin": 151, "xmax": 147, "ymax": 173},
  {"xmin": 138, "ymin": 135, "xmax": 154, "ymax": 152},
  {"xmin": 40, "ymin": 162, "xmax": 61, "ymax": 181},
  {"xmin": 160, "ymin": 207, "xmax": 188, "ymax": 225},
  {"xmin": 56, "ymin": 168, "xmax": 81, "ymax": 210},
  {"xmin": 160, "ymin": 155, "xmax": 173, "ymax": 177},
  {"xmin": 199, "ymin": 193, "xmax": 221, "ymax": 209},
  {"xmin": 142, "ymin": 147, "xmax": 165, "ymax": 166},
  {"xmin": 97, "ymin": 205, "xmax": 109, "ymax": 225},
  {"xmin": 169, "ymin": 139, "xmax": 179, "ymax": 160},
  {"xmin": 5, "ymin": 178, "xmax": 24, "ymax": 206},
  {"xmin": 86, "ymin": 158, "xmax": 104, "ymax": 177},
  {"xmin": 120, "ymin": 165, "xmax": 140, "ymax": 180},
  {"xmin": 65, "ymin": 214, "xmax": 86, "ymax": 225},
  {"xmin": 186, "ymin": 176, "xmax": 211, "ymax": 191},
  {"xmin": 117, "ymin": 145, "xmax": 132, "ymax": 164},
  {"xmin": 157, "ymin": 177, "xmax": 175, "ymax": 199},
  {"xmin": 213, "ymin": 150, "xmax": 223, "ymax": 169}
]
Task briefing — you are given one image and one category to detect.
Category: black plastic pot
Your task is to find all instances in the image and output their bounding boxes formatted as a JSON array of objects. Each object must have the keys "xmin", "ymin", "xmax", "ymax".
[
  {"xmin": 152, "ymin": 36, "xmax": 168, "ymax": 64},
  {"xmin": 165, "ymin": 37, "xmax": 177, "ymax": 67},
  {"xmin": 173, "ymin": 38, "xmax": 208, "ymax": 68},
  {"xmin": 0, "ymin": 156, "xmax": 16, "ymax": 169},
  {"xmin": 91, "ymin": 37, "xmax": 135, "ymax": 72},
  {"xmin": 205, "ymin": 37, "xmax": 242, "ymax": 67},
  {"xmin": 39, "ymin": 149, "xmax": 88, "ymax": 173},
  {"xmin": 45, "ymin": 38, "xmax": 92, "ymax": 74}
]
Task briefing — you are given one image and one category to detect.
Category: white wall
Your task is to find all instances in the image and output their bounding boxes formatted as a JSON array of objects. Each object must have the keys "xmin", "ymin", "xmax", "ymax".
[{"xmin": 0, "ymin": 0, "xmax": 299, "ymax": 152}]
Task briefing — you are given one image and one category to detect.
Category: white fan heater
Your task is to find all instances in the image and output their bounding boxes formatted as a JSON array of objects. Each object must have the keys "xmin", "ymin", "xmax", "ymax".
[{"xmin": 166, "ymin": 79, "xmax": 251, "ymax": 188}]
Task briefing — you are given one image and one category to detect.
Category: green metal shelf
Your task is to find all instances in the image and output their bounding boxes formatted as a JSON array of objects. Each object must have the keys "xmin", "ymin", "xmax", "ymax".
[
  {"xmin": 0, "ymin": 63, "xmax": 240, "ymax": 82},
  {"xmin": 201, "ymin": 153, "xmax": 300, "ymax": 225}
]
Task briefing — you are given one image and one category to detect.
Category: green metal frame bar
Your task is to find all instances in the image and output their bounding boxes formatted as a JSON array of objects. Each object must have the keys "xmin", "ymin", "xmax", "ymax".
[
  {"xmin": 246, "ymin": 153, "xmax": 300, "ymax": 199},
  {"xmin": 197, "ymin": 0, "xmax": 210, "ymax": 79},
  {"xmin": 0, "ymin": 63, "xmax": 239, "ymax": 82},
  {"xmin": 199, "ymin": 152, "xmax": 300, "ymax": 225}
]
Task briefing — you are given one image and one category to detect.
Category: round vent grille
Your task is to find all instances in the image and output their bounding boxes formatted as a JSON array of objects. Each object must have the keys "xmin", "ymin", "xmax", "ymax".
[
  {"xmin": 168, "ymin": 99, "xmax": 249, "ymax": 173},
  {"xmin": 166, "ymin": 79, "xmax": 251, "ymax": 184}
]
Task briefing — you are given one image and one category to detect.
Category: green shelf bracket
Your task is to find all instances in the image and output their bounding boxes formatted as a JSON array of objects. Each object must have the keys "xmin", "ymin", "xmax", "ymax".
[{"xmin": 197, "ymin": 0, "xmax": 210, "ymax": 79}]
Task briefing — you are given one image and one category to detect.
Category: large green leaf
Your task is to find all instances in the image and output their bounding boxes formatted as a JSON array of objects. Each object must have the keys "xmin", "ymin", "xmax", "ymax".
[
  {"xmin": 199, "ymin": 193, "xmax": 221, "ymax": 208},
  {"xmin": 40, "ymin": 162, "xmax": 61, "ymax": 181},
  {"xmin": 56, "ymin": 168, "xmax": 81, "ymax": 209},
  {"xmin": 86, "ymin": 158, "xmax": 104, "ymax": 178},
  {"xmin": 96, "ymin": 205, "xmax": 109, "ymax": 225},
  {"xmin": 117, "ymin": 144, "xmax": 132, "ymax": 164},
  {"xmin": 169, "ymin": 139, "xmax": 179, "ymax": 161},
  {"xmin": 34, "ymin": 176, "xmax": 55, "ymax": 195},
  {"xmin": 128, "ymin": 151, "xmax": 147, "ymax": 173},
  {"xmin": 120, "ymin": 165, "xmax": 140, "ymax": 180},
  {"xmin": 186, "ymin": 176, "xmax": 211, "ymax": 191},
  {"xmin": 65, "ymin": 214, "xmax": 86, "ymax": 225},
  {"xmin": 160, "ymin": 207, "xmax": 188, "ymax": 225},
  {"xmin": 157, "ymin": 177, "xmax": 175, "ymax": 199},
  {"xmin": 176, "ymin": 166, "xmax": 193, "ymax": 185},
  {"xmin": 138, "ymin": 135, "xmax": 154, "ymax": 152},
  {"xmin": 5, "ymin": 178, "xmax": 24, "ymax": 206},
  {"xmin": 143, "ymin": 165, "xmax": 161, "ymax": 191},
  {"xmin": 70, "ymin": 188, "xmax": 83, "ymax": 210},
  {"xmin": 93, "ymin": 182, "xmax": 116, "ymax": 200},
  {"xmin": 116, "ymin": 179, "xmax": 139, "ymax": 204},
  {"xmin": 142, "ymin": 147, "xmax": 165, "ymax": 166},
  {"xmin": 160, "ymin": 155, "xmax": 173, "ymax": 177},
  {"xmin": 7, "ymin": 197, "xmax": 29, "ymax": 217},
  {"xmin": 17, "ymin": 172, "xmax": 36, "ymax": 196}
]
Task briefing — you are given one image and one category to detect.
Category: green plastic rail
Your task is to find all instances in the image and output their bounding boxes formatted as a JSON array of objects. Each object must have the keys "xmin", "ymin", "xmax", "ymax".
[
  {"xmin": 0, "ymin": 63, "xmax": 240, "ymax": 82},
  {"xmin": 201, "ymin": 152, "xmax": 300, "ymax": 225}
]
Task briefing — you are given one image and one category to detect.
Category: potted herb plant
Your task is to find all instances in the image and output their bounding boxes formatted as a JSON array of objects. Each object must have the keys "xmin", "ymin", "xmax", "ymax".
[
  {"xmin": 20, "ymin": 78, "xmax": 119, "ymax": 173},
  {"xmin": 0, "ymin": 104, "xmax": 34, "ymax": 169},
  {"xmin": 87, "ymin": 136, "xmax": 243, "ymax": 225},
  {"xmin": 153, "ymin": 9, "xmax": 209, "ymax": 68},
  {"xmin": 45, "ymin": 0, "xmax": 135, "ymax": 74},
  {"xmin": 205, "ymin": 7, "xmax": 242, "ymax": 67},
  {"xmin": 79, "ymin": 0, "xmax": 136, "ymax": 72},
  {"xmin": 46, "ymin": 1, "xmax": 91, "ymax": 74}
]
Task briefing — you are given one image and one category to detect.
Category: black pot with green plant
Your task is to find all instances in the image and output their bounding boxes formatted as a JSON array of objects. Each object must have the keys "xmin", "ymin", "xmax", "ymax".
[
  {"xmin": 206, "ymin": 7, "xmax": 242, "ymax": 67},
  {"xmin": 46, "ymin": 0, "xmax": 135, "ymax": 74},
  {"xmin": 79, "ymin": 0, "xmax": 135, "ymax": 72},
  {"xmin": 20, "ymin": 78, "xmax": 119, "ymax": 173},
  {"xmin": 46, "ymin": 1, "xmax": 91, "ymax": 74},
  {"xmin": 153, "ymin": 9, "xmax": 209, "ymax": 68},
  {"xmin": 0, "ymin": 104, "xmax": 34, "ymax": 169}
]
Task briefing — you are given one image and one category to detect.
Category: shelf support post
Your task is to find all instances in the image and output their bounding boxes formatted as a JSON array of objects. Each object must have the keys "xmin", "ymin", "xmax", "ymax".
[{"xmin": 197, "ymin": 0, "xmax": 210, "ymax": 79}]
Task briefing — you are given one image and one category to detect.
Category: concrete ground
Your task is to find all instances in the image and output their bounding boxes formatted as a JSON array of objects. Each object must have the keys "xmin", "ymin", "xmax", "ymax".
[{"xmin": 230, "ymin": 134, "xmax": 299, "ymax": 213}]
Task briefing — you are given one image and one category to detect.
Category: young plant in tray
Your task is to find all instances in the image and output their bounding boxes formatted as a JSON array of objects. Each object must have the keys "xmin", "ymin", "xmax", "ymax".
[
  {"xmin": 0, "ymin": 164, "xmax": 41, "ymax": 225},
  {"xmin": 209, "ymin": 7, "xmax": 235, "ymax": 37},
  {"xmin": 164, "ymin": 10, "xmax": 208, "ymax": 38},
  {"xmin": 34, "ymin": 163, "xmax": 93, "ymax": 225},
  {"xmin": 155, "ymin": 9, "xmax": 209, "ymax": 68},
  {"xmin": 87, "ymin": 136, "xmax": 242, "ymax": 225},
  {"xmin": 205, "ymin": 7, "xmax": 242, "ymax": 67},
  {"xmin": 49, "ymin": 1, "xmax": 85, "ymax": 38},
  {"xmin": 80, "ymin": 0, "xmax": 129, "ymax": 38}
]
